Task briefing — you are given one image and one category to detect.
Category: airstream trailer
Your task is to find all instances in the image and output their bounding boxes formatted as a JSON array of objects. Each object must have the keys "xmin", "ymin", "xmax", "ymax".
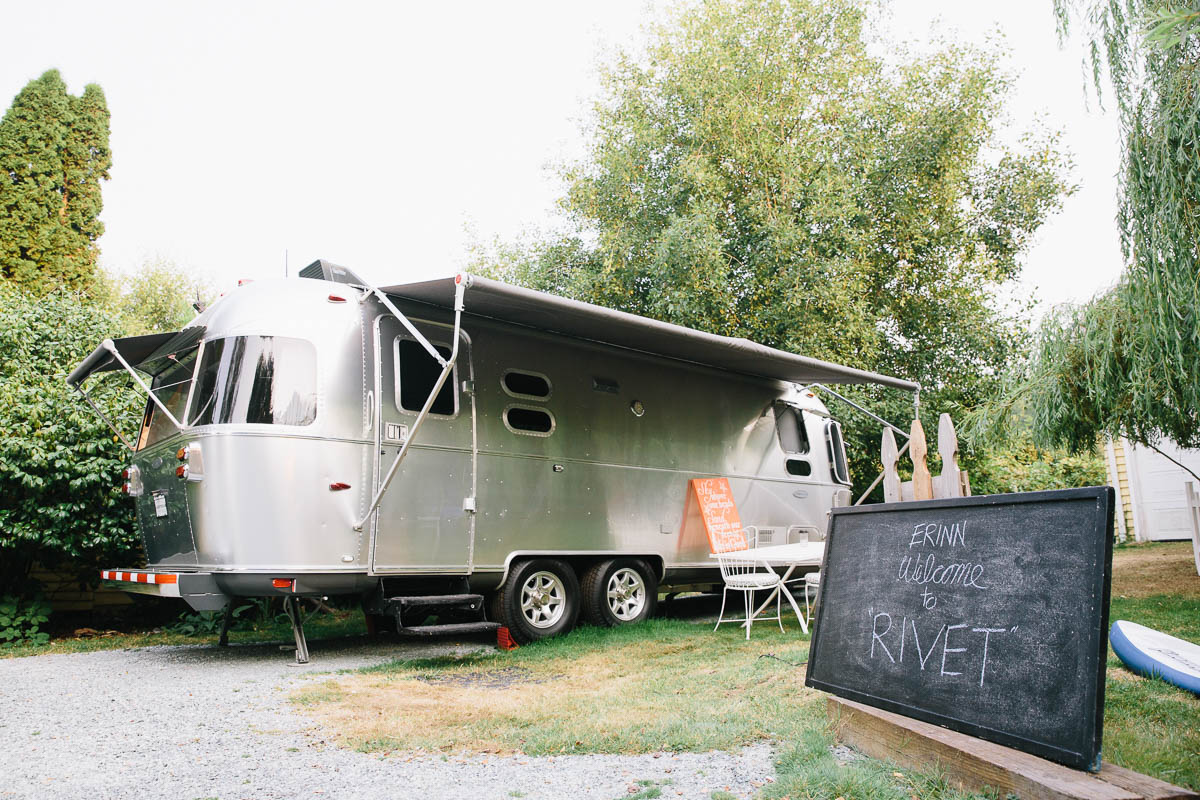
[{"xmin": 70, "ymin": 260, "xmax": 917, "ymax": 659}]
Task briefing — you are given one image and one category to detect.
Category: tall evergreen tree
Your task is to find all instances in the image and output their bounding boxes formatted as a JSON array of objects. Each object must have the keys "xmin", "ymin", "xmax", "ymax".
[{"xmin": 0, "ymin": 69, "xmax": 112, "ymax": 294}]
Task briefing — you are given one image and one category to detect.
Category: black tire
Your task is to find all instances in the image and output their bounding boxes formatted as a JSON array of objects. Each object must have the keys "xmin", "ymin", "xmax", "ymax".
[
  {"xmin": 581, "ymin": 558, "xmax": 658, "ymax": 627},
  {"xmin": 495, "ymin": 558, "xmax": 581, "ymax": 644}
]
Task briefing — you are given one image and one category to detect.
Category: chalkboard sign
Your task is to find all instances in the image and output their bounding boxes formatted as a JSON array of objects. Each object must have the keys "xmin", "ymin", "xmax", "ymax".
[{"xmin": 805, "ymin": 487, "xmax": 1115, "ymax": 771}]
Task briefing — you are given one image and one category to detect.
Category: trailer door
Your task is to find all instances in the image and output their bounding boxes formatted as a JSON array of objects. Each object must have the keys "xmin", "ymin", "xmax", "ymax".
[{"xmin": 369, "ymin": 315, "xmax": 475, "ymax": 574}]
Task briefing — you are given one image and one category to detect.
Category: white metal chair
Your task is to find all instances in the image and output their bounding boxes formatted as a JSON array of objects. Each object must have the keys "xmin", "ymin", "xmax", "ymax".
[
  {"xmin": 803, "ymin": 571, "xmax": 821, "ymax": 625},
  {"xmin": 713, "ymin": 527, "xmax": 784, "ymax": 639}
]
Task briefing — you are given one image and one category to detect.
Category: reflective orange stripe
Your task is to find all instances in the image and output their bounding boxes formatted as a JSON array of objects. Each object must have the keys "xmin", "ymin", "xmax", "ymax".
[{"xmin": 101, "ymin": 570, "xmax": 178, "ymax": 585}]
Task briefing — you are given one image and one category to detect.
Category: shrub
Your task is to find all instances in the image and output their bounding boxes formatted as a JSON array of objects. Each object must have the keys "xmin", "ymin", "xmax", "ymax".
[
  {"xmin": 0, "ymin": 283, "xmax": 143, "ymax": 595},
  {"xmin": 0, "ymin": 594, "xmax": 52, "ymax": 646}
]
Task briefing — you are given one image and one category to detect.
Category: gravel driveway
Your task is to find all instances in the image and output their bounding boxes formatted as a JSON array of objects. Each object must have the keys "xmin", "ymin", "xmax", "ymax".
[{"xmin": 0, "ymin": 634, "xmax": 776, "ymax": 800}]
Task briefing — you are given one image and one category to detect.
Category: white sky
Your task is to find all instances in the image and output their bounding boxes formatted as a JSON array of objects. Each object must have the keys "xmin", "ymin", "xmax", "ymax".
[{"xmin": 1, "ymin": 0, "xmax": 1123, "ymax": 312}]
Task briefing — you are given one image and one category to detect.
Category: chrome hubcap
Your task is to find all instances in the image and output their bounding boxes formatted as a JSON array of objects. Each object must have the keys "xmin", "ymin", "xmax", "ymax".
[
  {"xmin": 520, "ymin": 571, "xmax": 566, "ymax": 629},
  {"xmin": 606, "ymin": 567, "xmax": 646, "ymax": 621}
]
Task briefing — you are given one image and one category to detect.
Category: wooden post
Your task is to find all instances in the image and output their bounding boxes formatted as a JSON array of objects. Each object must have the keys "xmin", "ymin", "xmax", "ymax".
[
  {"xmin": 827, "ymin": 697, "xmax": 1198, "ymax": 800},
  {"xmin": 934, "ymin": 412, "xmax": 962, "ymax": 500},
  {"xmin": 1186, "ymin": 481, "xmax": 1200, "ymax": 577},
  {"xmin": 910, "ymin": 418, "xmax": 933, "ymax": 501},
  {"xmin": 882, "ymin": 428, "xmax": 901, "ymax": 503}
]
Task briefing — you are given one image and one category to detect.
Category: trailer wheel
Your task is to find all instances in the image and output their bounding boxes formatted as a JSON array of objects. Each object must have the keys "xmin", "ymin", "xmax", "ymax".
[
  {"xmin": 496, "ymin": 558, "xmax": 581, "ymax": 644},
  {"xmin": 581, "ymin": 558, "xmax": 658, "ymax": 627}
]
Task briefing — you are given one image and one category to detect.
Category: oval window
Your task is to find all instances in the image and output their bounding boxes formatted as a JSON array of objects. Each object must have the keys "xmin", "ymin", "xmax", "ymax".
[
  {"xmin": 505, "ymin": 406, "xmax": 554, "ymax": 435},
  {"xmin": 502, "ymin": 370, "xmax": 551, "ymax": 399},
  {"xmin": 786, "ymin": 458, "xmax": 812, "ymax": 477}
]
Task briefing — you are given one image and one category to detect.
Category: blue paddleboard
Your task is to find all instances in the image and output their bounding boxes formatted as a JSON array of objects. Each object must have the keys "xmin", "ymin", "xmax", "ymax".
[{"xmin": 1110, "ymin": 620, "xmax": 1200, "ymax": 696}]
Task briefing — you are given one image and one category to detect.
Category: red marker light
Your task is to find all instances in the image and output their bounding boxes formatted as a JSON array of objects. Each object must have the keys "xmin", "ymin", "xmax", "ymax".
[
  {"xmin": 121, "ymin": 483, "xmax": 130, "ymax": 495},
  {"xmin": 175, "ymin": 465, "xmax": 188, "ymax": 479},
  {"xmin": 328, "ymin": 294, "xmax": 346, "ymax": 303},
  {"xmin": 329, "ymin": 482, "xmax": 351, "ymax": 491},
  {"xmin": 122, "ymin": 469, "xmax": 130, "ymax": 480},
  {"xmin": 454, "ymin": 274, "xmax": 463, "ymax": 285},
  {"xmin": 272, "ymin": 578, "xmax": 294, "ymax": 590}
]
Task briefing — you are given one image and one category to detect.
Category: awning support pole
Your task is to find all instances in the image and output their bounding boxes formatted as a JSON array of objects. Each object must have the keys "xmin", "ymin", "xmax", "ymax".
[
  {"xmin": 807, "ymin": 383, "xmax": 918, "ymax": 506},
  {"xmin": 367, "ymin": 288, "xmax": 449, "ymax": 369},
  {"xmin": 353, "ymin": 276, "xmax": 469, "ymax": 532},
  {"xmin": 809, "ymin": 383, "xmax": 910, "ymax": 439},
  {"xmin": 103, "ymin": 339, "xmax": 185, "ymax": 433},
  {"xmin": 73, "ymin": 385, "xmax": 137, "ymax": 452}
]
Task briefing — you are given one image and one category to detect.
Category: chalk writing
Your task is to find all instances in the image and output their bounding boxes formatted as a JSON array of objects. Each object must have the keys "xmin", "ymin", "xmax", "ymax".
[
  {"xmin": 896, "ymin": 553, "xmax": 988, "ymax": 589},
  {"xmin": 868, "ymin": 610, "xmax": 1014, "ymax": 688},
  {"xmin": 909, "ymin": 520, "xmax": 967, "ymax": 548}
]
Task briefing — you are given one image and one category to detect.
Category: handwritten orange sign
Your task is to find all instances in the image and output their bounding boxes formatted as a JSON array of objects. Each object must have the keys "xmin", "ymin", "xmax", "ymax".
[{"xmin": 688, "ymin": 478, "xmax": 747, "ymax": 553}]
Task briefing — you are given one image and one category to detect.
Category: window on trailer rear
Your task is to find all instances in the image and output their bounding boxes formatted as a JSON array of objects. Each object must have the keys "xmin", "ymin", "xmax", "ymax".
[{"xmin": 187, "ymin": 336, "xmax": 317, "ymax": 428}]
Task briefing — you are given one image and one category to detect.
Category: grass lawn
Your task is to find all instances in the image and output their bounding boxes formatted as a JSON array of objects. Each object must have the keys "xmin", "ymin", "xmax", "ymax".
[
  {"xmin": 1102, "ymin": 541, "xmax": 1200, "ymax": 791},
  {"xmin": 6, "ymin": 542, "xmax": 1197, "ymax": 798},
  {"xmin": 292, "ymin": 541, "xmax": 1200, "ymax": 798}
]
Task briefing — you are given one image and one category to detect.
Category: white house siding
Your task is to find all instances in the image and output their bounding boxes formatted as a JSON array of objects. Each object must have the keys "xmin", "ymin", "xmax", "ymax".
[{"xmin": 1105, "ymin": 437, "xmax": 1200, "ymax": 542}]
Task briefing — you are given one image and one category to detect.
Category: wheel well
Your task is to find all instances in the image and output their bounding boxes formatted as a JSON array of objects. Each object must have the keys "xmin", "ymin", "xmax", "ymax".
[
  {"xmin": 566, "ymin": 555, "xmax": 665, "ymax": 585},
  {"xmin": 499, "ymin": 553, "xmax": 666, "ymax": 587}
]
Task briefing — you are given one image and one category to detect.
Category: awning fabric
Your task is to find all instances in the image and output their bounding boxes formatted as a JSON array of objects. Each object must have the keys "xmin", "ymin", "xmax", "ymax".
[
  {"xmin": 68, "ymin": 327, "xmax": 206, "ymax": 386},
  {"xmin": 381, "ymin": 275, "xmax": 918, "ymax": 392}
]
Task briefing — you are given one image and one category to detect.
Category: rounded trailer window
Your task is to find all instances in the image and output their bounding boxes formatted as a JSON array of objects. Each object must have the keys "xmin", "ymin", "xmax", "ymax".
[
  {"xmin": 504, "ymin": 405, "xmax": 555, "ymax": 436},
  {"xmin": 502, "ymin": 369, "xmax": 552, "ymax": 400},
  {"xmin": 189, "ymin": 336, "xmax": 317, "ymax": 426}
]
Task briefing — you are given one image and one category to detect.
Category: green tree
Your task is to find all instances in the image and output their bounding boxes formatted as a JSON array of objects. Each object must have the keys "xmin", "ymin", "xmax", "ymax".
[
  {"xmin": 0, "ymin": 69, "xmax": 112, "ymax": 294},
  {"xmin": 0, "ymin": 283, "xmax": 142, "ymax": 595},
  {"xmin": 116, "ymin": 257, "xmax": 216, "ymax": 335},
  {"xmin": 475, "ymin": 0, "xmax": 1074, "ymax": 494},
  {"xmin": 1002, "ymin": 3, "xmax": 1200, "ymax": 453}
]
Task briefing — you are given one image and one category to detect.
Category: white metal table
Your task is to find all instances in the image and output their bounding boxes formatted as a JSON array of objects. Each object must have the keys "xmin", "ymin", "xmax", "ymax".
[{"xmin": 708, "ymin": 541, "xmax": 825, "ymax": 634}]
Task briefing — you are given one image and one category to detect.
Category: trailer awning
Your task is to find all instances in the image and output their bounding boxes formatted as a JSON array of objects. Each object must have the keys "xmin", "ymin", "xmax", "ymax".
[
  {"xmin": 380, "ymin": 275, "xmax": 918, "ymax": 392},
  {"xmin": 67, "ymin": 327, "xmax": 206, "ymax": 386}
]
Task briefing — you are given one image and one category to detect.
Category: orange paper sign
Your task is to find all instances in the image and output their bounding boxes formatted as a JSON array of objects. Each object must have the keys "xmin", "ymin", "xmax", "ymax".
[{"xmin": 689, "ymin": 478, "xmax": 747, "ymax": 553}]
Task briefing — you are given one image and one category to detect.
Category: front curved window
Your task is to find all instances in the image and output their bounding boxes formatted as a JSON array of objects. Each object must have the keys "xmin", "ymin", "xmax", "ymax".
[{"xmin": 189, "ymin": 336, "xmax": 317, "ymax": 426}]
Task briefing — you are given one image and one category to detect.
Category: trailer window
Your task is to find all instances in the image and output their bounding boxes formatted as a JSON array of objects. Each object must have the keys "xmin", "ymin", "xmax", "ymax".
[
  {"xmin": 189, "ymin": 336, "xmax": 317, "ymax": 427},
  {"xmin": 502, "ymin": 370, "xmax": 551, "ymax": 399},
  {"xmin": 137, "ymin": 350, "xmax": 199, "ymax": 449},
  {"xmin": 786, "ymin": 458, "xmax": 812, "ymax": 477},
  {"xmin": 504, "ymin": 405, "xmax": 554, "ymax": 435},
  {"xmin": 774, "ymin": 404, "xmax": 810, "ymax": 454},
  {"xmin": 826, "ymin": 420, "xmax": 851, "ymax": 485},
  {"xmin": 395, "ymin": 338, "xmax": 456, "ymax": 416}
]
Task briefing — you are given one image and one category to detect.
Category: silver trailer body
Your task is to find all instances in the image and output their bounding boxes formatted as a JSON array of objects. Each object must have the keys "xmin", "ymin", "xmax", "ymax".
[{"xmin": 71, "ymin": 263, "xmax": 916, "ymax": 646}]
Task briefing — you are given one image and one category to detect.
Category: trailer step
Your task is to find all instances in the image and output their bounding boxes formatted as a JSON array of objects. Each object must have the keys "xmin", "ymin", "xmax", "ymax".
[
  {"xmin": 397, "ymin": 621, "xmax": 501, "ymax": 637},
  {"xmin": 394, "ymin": 593, "xmax": 485, "ymax": 609}
]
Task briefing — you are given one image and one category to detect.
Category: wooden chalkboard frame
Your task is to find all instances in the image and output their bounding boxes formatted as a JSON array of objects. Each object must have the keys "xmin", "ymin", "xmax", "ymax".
[{"xmin": 805, "ymin": 487, "xmax": 1115, "ymax": 772}]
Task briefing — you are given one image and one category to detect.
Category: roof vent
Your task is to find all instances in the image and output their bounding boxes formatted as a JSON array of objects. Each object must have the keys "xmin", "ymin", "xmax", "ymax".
[{"xmin": 299, "ymin": 259, "xmax": 366, "ymax": 286}]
